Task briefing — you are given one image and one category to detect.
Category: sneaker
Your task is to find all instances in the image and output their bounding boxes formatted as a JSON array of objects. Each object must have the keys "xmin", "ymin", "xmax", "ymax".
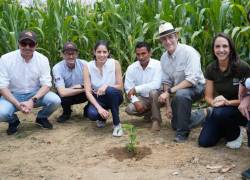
[
  {"xmin": 96, "ymin": 120, "xmax": 105, "ymax": 128},
  {"xmin": 151, "ymin": 121, "xmax": 160, "ymax": 131},
  {"xmin": 174, "ymin": 134, "xmax": 188, "ymax": 143},
  {"xmin": 113, "ymin": 124, "xmax": 123, "ymax": 137},
  {"xmin": 57, "ymin": 113, "xmax": 71, "ymax": 123},
  {"xmin": 226, "ymin": 127, "xmax": 243, "ymax": 149},
  {"xmin": 7, "ymin": 119, "xmax": 20, "ymax": 135},
  {"xmin": 36, "ymin": 118, "xmax": 53, "ymax": 129}
]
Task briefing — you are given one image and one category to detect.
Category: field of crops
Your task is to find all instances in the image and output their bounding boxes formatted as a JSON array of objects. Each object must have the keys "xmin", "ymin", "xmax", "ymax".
[{"xmin": 0, "ymin": 0, "xmax": 249, "ymax": 71}]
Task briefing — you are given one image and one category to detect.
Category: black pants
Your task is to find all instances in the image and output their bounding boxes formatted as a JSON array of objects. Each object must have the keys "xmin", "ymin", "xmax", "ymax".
[
  {"xmin": 60, "ymin": 93, "xmax": 87, "ymax": 115},
  {"xmin": 198, "ymin": 106, "xmax": 247, "ymax": 147}
]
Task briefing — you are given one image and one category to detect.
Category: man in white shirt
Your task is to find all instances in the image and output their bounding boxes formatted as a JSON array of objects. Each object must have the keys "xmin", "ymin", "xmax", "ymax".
[
  {"xmin": 124, "ymin": 42, "xmax": 162, "ymax": 131},
  {"xmin": 0, "ymin": 30, "xmax": 61, "ymax": 135},
  {"xmin": 52, "ymin": 42, "xmax": 87, "ymax": 123},
  {"xmin": 158, "ymin": 22, "xmax": 205, "ymax": 142}
]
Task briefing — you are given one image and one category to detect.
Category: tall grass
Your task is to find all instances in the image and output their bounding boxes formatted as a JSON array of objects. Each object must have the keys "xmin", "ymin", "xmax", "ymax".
[{"xmin": 0, "ymin": 0, "xmax": 249, "ymax": 71}]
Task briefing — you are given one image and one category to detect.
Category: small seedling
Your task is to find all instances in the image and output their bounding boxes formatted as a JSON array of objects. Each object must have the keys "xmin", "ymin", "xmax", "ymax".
[{"xmin": 122, "ymin": 124, "xmax": 137, "ymax": 153}]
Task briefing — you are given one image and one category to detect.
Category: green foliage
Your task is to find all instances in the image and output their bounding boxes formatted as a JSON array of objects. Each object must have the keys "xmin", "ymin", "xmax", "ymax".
[
  {"xmin": 0, "ymin": 0, "xmax": 249, "ymax": 70},
  {"xmin": 122, "ymin": 124, "xmax": 137, "ymax": 153}
]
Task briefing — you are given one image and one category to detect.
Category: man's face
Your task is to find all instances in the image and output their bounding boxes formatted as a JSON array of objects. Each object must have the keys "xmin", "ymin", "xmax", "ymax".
[
  {"xmin": 19, "ymin": 39, "xmax": 36, "ymax": 59},
  {"xmin": 159, "ymin": 33, "xmax": 178, "ymax": 55},
  {"xmin": 135, "ymin": 47, "xmax": 151, "ymax": 67},
  {"xmin": 63, "ymin": 50, "xmax": 78, "ymax": 68}
]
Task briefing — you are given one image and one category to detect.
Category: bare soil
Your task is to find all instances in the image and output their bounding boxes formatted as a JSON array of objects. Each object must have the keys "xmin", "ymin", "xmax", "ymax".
[{"xmin": 0, "ymin": 104, "xmax": 249, "ymax": 180}]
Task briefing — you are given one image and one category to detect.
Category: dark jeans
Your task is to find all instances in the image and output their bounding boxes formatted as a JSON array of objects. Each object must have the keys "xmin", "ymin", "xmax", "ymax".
[
  {"xmin": 198, "ymin": 106, "xmax": 248, "ymax": 147},
  {"xmin": 60, "ymin": 93, "xmax": 87, "ymax": 115},
  {"xmin": 84, "ymin": 87, "xmax": 123, "ymax": 126},
  {"xmin": 171, "ymin": 84, "xmax": 204, "ymax": 136}
]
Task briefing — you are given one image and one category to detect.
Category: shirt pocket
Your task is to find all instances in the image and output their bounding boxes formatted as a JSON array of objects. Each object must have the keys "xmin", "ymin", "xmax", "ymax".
[{"xmin": 174, "ymin": 66, "xmax": 185, "ymax": 81}]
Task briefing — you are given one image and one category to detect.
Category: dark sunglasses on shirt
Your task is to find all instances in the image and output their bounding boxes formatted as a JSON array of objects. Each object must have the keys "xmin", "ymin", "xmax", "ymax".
[{"xmin": 19, "ymin": 41, "xmax": 36, "ymax": 48}]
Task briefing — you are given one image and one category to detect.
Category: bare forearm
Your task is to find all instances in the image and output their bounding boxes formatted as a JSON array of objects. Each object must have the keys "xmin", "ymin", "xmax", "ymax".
[
  {"xmin": 171, "ymin": 80, "xmax": 192, "ymax": 93},
  {"xmin": 58, "ymin": 88, "xmax": 84, "ymax": 97},
  {"xmin": 86, "ymin": 91, "xmax": 102, "ymax": 110},
  {"xmin": 0, "ymin": 88, "xmax": 20, "ymax": 107},
  {"xmin": 33, "ymin": 85, "xmax": 50, "ymax": 99}
]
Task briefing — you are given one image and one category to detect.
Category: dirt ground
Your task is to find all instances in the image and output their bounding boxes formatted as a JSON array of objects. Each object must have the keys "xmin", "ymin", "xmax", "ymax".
[{"xmin": 0, "ymin": 103, "xmax": 250, "ymax": 180}]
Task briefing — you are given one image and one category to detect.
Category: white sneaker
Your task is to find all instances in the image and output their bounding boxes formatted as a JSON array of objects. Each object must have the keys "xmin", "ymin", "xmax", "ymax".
[
  {"xmin": 112, "ymin": 124, "xmax": 123, "ymax": 137},
  {"xmin": 96, "ymin": 120, "xmax": 105, "ymax": 128},
  {"xmin": 226, "ymin": 127, "xmax": 243, "ymax": 149}
]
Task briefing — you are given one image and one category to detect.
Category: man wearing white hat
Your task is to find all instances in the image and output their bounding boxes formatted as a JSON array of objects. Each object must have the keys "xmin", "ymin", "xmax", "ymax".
[{"xmin": 158, "ymin": 22, "xmax": 205, "ymax": 142}]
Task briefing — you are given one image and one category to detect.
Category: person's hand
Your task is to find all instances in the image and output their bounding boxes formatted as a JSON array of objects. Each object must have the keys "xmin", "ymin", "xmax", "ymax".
[
  {"xmin": 127, "ymin": 88, "xmax": 136, "ymax": 99},
  {"xmin": 165, "ymin": 105, "xmax": 173, "ymax": 119},
  {"xmin": 97, "ymin": 107, "xmax": 110, "ymax": 119},
  {"xmin": 96, "ymin": 84, "xmax": 108, "ymax": 96},
  {"xmin": 158, "ymin": 92, "xmax": 169, "ymax": 103},
  {"xmin": 133, "ymin": 101, "xmax": 145, "ymax": 113},
  {"xmin": 19, "ymin": 99, "xmax": 34, "ymax": 114},
  {"xmin": 212, "ymin": 95, "xmax": 228, "ymax": 107},
  {"xmin": 238, "ymin": 96, "xmax": 250, "ymax": 120}
]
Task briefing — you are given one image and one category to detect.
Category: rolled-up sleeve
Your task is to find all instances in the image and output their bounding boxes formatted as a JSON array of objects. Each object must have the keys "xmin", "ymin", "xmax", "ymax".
[
  {"xmin": 184, "ymin": 50, "xmax": 201, "ymax": 86},
  {"xmin": 39, "ymin": 57, "xmax": 52, "ymax": 87},
  {"xmin": 0, "ymin": 58, "xmax": 10, "ymax": 89}
]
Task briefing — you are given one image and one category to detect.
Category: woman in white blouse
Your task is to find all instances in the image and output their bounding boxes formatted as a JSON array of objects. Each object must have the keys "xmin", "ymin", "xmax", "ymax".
[{"xmin": 83, "ymin": 40, "xmax": 124, "ymax": 137}]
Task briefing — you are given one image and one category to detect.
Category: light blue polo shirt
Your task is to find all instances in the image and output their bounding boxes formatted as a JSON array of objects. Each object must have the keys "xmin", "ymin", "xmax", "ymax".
[{"xmin": 52, "ymin": 59, "xmax": 87, "ymax": 88}]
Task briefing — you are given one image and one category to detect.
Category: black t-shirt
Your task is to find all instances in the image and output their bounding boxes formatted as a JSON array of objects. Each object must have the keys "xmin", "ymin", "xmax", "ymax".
[{"xmin": 205, "ymin": 61, "xmax": 250, "ymax": 100}]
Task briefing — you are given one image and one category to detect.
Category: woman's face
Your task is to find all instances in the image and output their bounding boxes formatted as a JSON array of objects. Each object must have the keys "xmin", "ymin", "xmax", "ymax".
[
  {"xmin": 94, "ymin": 44, "xmax": 109, "ymax": 64},
  {"xmin": 213, "ymin": 36, "xmax": 230, "ymax": 62}
]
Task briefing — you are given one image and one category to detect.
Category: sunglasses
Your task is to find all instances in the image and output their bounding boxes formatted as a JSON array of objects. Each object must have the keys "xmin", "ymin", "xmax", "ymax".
[{"xmin": 20, "ymin": 41, "xmax": 36, "ymax": 48}]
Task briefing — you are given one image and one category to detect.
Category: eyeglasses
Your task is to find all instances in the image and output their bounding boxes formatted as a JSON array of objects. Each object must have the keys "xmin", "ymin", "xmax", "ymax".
[{"xmin": 20, "ymin": 41, "xmax": 36, "ymax": 48}]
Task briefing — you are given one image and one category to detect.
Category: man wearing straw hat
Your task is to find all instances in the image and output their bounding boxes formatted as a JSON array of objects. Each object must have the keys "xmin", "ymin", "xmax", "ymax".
[
  {"xmin": 158, "ymin": 22, "xmax": 205, "ymax": 142},
  {"xmin": 0, "ymin": 30, "xmax": 61, "ymax": 135}
]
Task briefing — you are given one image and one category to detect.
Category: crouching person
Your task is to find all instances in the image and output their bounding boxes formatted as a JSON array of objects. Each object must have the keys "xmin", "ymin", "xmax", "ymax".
[
  {"xmin": 124, "ymin": 42, "xmax": 162, "ymax": 131},
  {"xmin": 83, "ymin": 40, "xmax": 124, "ymax": 137},
  {"xmin": 0, "ymin": 30, "xmax": 61, "ymax": 135},
  {"xmin": 52, "ymin": 42, "xmax": 88, "ymax": 123}
]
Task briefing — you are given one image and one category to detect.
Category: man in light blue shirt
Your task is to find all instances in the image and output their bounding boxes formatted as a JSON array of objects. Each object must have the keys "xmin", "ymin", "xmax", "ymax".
[
  {"xmin": 52, "ymin": 42, "xmax": 88, "ymax": 123},
  {"xmin": 158, "ymin": 22, "xmax": 205, "ymax": 142}
]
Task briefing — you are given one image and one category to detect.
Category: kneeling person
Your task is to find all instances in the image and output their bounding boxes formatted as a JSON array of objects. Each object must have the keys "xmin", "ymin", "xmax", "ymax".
[
  {"xmin": 0, "ymin": 30, "xmax": 61, "ymax": 135},
  {"xmin": 125, "ymin": 42, "xmax": 162, "ymax": 131},
  {"xmin": 53, "ymin": 42, "xmax": 88, "ymax": 123}
]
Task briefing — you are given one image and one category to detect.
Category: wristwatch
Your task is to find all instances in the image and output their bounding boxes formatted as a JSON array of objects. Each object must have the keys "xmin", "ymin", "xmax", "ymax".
[
  {"xmin": 31, "ymin": 97, "xmax": 38, "ymax": 104},
  {"xmin": 167, "ymin": 88, "xmax": 173, "ymax": 94}
]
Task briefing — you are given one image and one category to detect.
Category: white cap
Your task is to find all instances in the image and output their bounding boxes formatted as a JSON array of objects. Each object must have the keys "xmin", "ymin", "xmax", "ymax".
[{"xmin": 158, "ymin": 22, "xmax": 177, "ymax": 38}]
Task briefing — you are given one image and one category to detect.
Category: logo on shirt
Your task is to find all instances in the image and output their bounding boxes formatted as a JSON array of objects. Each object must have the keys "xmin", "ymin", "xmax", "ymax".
[
  {"xmin": 54, "ymin": 77, "xmax": 61, "ymax": 82},
  {"xmin": 233, "ymin": 78, "xmax": 239, "ymax": 86}
]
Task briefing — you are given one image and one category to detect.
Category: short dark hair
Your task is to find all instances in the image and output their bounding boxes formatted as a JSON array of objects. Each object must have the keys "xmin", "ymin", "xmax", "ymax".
[
  {"xmin": 212, "ymin": 32, "xmax": 239, "ymax": 73},
  {"xmin": 135, "ymin": 42, "xmax": 151, "ymax": 52}
]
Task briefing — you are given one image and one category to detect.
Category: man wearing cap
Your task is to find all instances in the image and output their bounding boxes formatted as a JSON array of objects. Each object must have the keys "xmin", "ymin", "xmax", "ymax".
[
  {"xmin": 52, "ymin": 42, "xmax": 88, "ymax": 123},
  {"xmin": 124, "ymin": 42, "xmax": 162, "ymax": 131},
  {"xmin": 0, "ymin": 30, "xmax": 61, "ymax": 135},
  {"xmin": 158, "ymin": 22, "xmax": 205, "ymax": 142}
]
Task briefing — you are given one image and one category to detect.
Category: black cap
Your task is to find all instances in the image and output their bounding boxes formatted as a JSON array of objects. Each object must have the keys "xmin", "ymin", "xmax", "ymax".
[
  {"xmin": 62, "ymin": 42, "xmax": 78, "ymax": 52},
  {"xmin": 19, "ymin": 31, "xmax": 37, "ymax": 43}
]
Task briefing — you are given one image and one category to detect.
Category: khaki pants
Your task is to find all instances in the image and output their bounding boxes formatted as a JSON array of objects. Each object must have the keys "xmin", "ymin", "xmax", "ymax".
[{"xmin": 125, "ymin": 90, "xmax": 162, "ymax": 122}]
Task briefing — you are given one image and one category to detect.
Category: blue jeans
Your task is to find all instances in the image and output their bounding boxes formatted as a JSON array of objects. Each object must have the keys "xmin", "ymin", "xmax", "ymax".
[
  {"xmin": 84, "ymin": 87, "xmax": 123, "ymax": 126},
  {"xmin": 198, "ymin": 106, "xmax": 247, "ymax": 147},
  {"xmin": 0, "ymin": 91, "xmax": 61, "ymax": 124}
]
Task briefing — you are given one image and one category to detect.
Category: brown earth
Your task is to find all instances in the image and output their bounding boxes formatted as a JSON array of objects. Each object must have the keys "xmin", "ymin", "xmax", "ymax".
[{"xmin": 0, "ymin": 104, "xmax": 249, "ymax": 180}]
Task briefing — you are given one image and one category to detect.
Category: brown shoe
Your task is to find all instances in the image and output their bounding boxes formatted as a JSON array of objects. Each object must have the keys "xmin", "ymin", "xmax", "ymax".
[{"xmin": 151, "ymin": 121, "xmax": 160, "ymax": 131}]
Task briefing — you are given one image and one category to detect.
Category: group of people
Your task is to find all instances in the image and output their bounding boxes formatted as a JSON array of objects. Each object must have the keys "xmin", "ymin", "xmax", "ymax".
[{"xmin": 0, "ymin": 22, "xmax": 249, "ymax": 150}]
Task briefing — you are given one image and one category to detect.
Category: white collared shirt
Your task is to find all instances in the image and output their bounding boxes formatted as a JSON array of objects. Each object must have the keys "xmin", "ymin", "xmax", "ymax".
[
  {"xmin": 124, "ymin": 58, "xmax": 161, "ymax": 97},
  {"xmin": 161, "ymin": 43, "xmax": 205, "ymax": 87},
  {"xmin": 0, "ymin": 49, "xmax": 52, "ymax": 93},
  {"xmin": 87, "ymin": 58, "xmax": 116, "ymax": 91}
]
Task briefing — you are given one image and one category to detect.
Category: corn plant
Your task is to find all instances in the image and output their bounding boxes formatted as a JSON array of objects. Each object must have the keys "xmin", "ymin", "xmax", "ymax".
[{"xmin": 122, "ymin": 124, "xmax": 137, "ymax": 153}]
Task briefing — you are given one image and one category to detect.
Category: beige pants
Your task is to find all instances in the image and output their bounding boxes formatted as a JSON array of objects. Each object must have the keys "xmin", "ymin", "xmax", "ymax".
[{"xmin": 125, "ymin": 90, "xmax": 162, "ymax": 122}]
